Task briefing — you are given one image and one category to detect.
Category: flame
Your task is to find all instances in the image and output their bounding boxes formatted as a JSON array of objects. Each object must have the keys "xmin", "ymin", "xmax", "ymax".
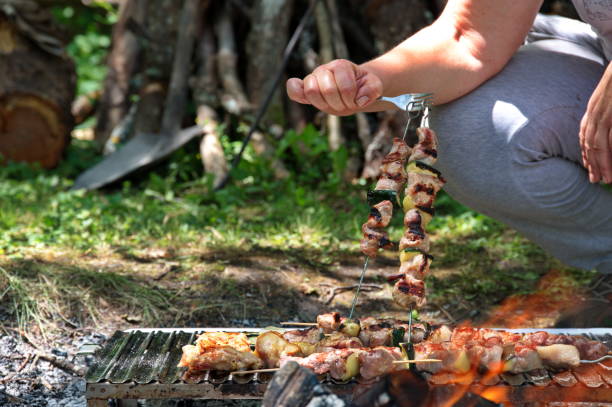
[
  {"xmin": 478, "ymin": 386, "xmax": 508, "ymax": 403},
  {"xmin": 482, "ymin": 269, "xmax": 586, "ymax": 328}
]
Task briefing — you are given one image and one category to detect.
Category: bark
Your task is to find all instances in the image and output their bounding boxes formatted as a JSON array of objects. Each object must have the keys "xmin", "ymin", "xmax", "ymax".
[
  {"xmin": 246, "ymin": 0, "xmax": 294, "ymax": 125},
  {"xmin": 364, "ymin": 0, "xmax": 430, "ymax": 53},
  {"xmin": 130, "ymin": 0, "xmax": 182, "ymax": 136},
  {"xmin": 71, "ymin": 90, "xmax": 100, "ymax": 126},
  {"xmin": 198, "ymin": 105, "xmax": 227, "ymax": 188},
  {"xmin": 194, "ymin": 16, "xmax": 227, "ymax": 188},
  {"xmin": 93, "ymin": 0, "xmax": 145, "ymax": 147},
  {"xmin": 0, "ymin": 13, "xmax": 75, "ymax": 168},
  {"xmin": 315, "ymin": 0, "xmax": 343, "ymax": 151},
  {"xmin": 215, "ymin": 1, "xmax": 250, "ymax": 115},
  {"xmin": 159, "ymin": 0, "xmax": 201, "ymax": 135}
]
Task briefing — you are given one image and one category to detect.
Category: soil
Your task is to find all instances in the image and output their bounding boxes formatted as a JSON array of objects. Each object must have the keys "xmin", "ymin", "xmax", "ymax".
[{"xmin": 1, "ymin": 248, "xmax": 610, "ymax": 406}]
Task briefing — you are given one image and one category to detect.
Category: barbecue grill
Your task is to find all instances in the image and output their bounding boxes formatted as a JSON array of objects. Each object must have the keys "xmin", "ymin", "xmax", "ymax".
[{"xmin": 83, "ymin": 327, "xmax": 612, "ymax": 406}]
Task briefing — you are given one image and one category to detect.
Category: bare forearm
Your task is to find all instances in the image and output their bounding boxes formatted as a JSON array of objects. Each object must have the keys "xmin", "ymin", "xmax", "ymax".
[
  {"xmin": 363, "ymin": 22, "xmax": 512, "ymax": 107},
  {"xmin": 286, "ymin": 0, "xmax": 541, "ymax": 116}
]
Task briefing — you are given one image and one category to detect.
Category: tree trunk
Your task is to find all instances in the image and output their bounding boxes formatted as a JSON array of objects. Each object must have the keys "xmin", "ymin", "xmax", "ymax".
[
  {"xmin": 0, "ymin": 14, "xmax": 75, "ymax": 169},
  {"xmin": 195, "ymin": 12, "xmax": 227, "ymax": 188},
  {"xmin": 215, "ymin": 1, "xmax": 250, "ymax": 115},
  {"xmin": 130, "ymin": 0, "xmax": 182, "ymax": 136},
  {"xmin": 246, "ymin": 0, "xmax": 294, "ymax": 126},
  {"xmin": 93, "ymin": 0, "xmax": 145, "ymax": 148}
]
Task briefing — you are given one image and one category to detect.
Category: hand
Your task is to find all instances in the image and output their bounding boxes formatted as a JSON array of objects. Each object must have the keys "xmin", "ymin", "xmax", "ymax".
[
  {"xmin": 286, "ymin": 59, "xmax": 383, "ymax": 116},
  {"xmin": 579, "ymin": 62, "xmax": 612, "ymax": 184}
]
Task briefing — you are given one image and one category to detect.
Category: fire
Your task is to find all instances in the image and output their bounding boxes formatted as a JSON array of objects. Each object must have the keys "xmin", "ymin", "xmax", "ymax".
[
  {"xmin": 482, "ymin": 269, "xmax": 586, "ymax": 328},
  {"xmin": 478, "ymin": 386, "xmax": 508, "ymax": 403}
]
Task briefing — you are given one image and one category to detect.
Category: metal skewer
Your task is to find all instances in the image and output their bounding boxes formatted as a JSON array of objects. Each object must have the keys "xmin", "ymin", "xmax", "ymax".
[{"xmin": 348, "ymin": 256, "xmax": 369, "ymax": 320}]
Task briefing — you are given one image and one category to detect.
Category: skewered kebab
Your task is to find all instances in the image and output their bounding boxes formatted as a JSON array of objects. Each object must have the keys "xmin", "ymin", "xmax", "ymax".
[
  {"xmin": 360, "ymin": 138, "xmax": 411, "ymax": 258},
  {"xmin": 179, "ymin": 326, "xmax": 609, "ymax": 382},
  {"xmin": 393, "ymin": 127, "xmax": 445, "ymax": 309}
]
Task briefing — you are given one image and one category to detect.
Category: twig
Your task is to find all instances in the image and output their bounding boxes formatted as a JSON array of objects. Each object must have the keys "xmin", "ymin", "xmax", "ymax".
[
  {"xmin": 17, "ymin": 353, "xmax": 32, "ymax": 372},
  {"xmin": 319, "ymin": 283, "xmax": 382, "ymax": 305},
  {"xmin": 434, "ymin": 303, "xmax": 457, "ymax": 324},
  {"xmin": 39, "ymin": 377, "xmax": 54, "ymax": 391},
  {"xmin": 34, "ymin": 351, "xmax": 86, "ymax": 376}
]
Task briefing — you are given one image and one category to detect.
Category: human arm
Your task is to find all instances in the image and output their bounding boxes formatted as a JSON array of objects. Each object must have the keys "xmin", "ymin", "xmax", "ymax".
[
  {"xmin": 286, "ymin": 0, "xmax": 543, "ymax": 115},
  {"xmin": 579, "ymin": 61, "xmax": 612, "ymax": 184}
]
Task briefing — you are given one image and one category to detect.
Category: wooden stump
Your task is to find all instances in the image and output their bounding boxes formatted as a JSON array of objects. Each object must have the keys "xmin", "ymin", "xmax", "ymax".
[{"xmin": 0, "ymin": 15, "xmax": 75, "ymax": 169}]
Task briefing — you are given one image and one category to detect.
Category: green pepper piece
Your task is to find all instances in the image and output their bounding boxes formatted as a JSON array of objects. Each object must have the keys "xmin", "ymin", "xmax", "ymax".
[
  {"xmin": 367, "ymin": 190, "xmax": 400, "ymax": 209},
  {"xmin": 392, "ymin": 327, "xmax": 406, "ymax": 348}
]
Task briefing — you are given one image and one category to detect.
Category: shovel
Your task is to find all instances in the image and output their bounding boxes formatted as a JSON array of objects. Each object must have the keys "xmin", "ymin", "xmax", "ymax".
[{"xmin": 72, "ymin": 0, "xmax": 202, "ymax": 191}]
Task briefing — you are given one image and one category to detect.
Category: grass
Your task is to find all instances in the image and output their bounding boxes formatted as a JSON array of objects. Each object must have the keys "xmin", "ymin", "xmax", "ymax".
[{"xmin": 0, "ymin": 126, "xmax": 599, "ymax": 333}]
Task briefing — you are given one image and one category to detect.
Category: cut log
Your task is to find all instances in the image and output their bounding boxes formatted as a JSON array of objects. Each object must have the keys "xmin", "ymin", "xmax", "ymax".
[{"xmin": 0, "ymin": 14, "xmax": 75, "ymax": 168}]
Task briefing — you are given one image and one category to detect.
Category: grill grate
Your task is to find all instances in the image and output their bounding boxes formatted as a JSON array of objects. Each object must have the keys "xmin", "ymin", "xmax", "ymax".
[{"xmin": 84, "ymin": 328, "xmax": 612, "ymax": 403}]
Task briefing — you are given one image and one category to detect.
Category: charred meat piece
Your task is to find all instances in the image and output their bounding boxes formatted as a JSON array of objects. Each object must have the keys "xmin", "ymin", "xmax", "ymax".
[
  {"xmin": 397, "ymin": 253, "xmax": 431, "ymax": 280},
  {"xmin": 366, "ymin": 201, "xmax": 394, "ymax": 228},
  {"xmin": 178, "ymin": 332, "xmax": 263, "ymax": 372},
  {"xmin": 545, "ymin": 334, "xmax": 610, "ymax": 360},
  {"xmin": 404, "ymin": 172, "xmax": 444, "ymax": 209},
  {"xmin": 409, "ymin": 127, "xmax": 438, "ymax": 166},
  {"xmin": 399, "ymin": 226, "xmax": 430, "ymax": 252},
  {"xmin": 359, "ymin": 346, "xmax": 405, "ymax": 380},
  {"xmin": 315, "ymin": 332, "xmax": 364, "ymax": 353},
  {"xmin": 283, "ymin": 327, "xmax": 321, "ymax": 345},
  {"xmin": 413, "ymin": 342, "xmax": 470, "ymax": 374},
  {"xmin": 392, "ymin": 274, "xmax": 426, "ymax": 308},
  {"xmin": 317, "ymin": 312, "xmax": 343, "ymax": 333},
  {"xmin": 280, "ymin": 348, "xmax": 362, "ymax": 380},
  {"xmin": 179, "ymin": 344, "xmax": 263, "ymax": 372},
  {"xmin": 358, "ymin": 317, "xmax": 393, "ymax": 347}
]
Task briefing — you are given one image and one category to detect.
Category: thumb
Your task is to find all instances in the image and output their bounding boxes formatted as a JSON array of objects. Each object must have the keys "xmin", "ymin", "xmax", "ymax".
[
  {"xmin": 354, "ymin": 67, "xmax": 383, "ymax": 108},
  {"xmin": 286, "ymin": 78, "xmax": 308, "ymax": 104}
]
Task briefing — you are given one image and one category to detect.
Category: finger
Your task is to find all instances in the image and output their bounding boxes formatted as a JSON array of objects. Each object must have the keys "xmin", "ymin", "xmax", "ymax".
[
  {"xmin": 607, "ymin": 127, "xmax": 612, "ymax": 184},
  {"xmin": 330, "ymin": 66, "xmax": 358, "ymax": 110},
  {"xmin": 286, "ymin": 78, "xmax": 308, "ymax": 104},
  {"xmin": 596, "ymin": 125, "xmax": 612, "ymax": 183},
  {"xmin": 355, "ymin": 72, "xmax": 383, "ymax": 107},
  {"xmin": 584, "ymin": 121, "xmax": 602, "ymax": 183},
  {"xmin": 315, "ymin": 69, "xmax": 346, "ymax": 112},
  {"xmin": 303, "ymin": 74, "xmax": 331, "ymax": 112},
  {"xmin": 579, "ymin": 114, "xmax": 589, "ymax": 168}
]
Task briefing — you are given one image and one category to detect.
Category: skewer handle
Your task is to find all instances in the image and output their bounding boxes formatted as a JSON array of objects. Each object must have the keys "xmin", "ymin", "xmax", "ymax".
[{"xmin": 280, "ymin": 322, "xmax": 318, "ymax": 326}]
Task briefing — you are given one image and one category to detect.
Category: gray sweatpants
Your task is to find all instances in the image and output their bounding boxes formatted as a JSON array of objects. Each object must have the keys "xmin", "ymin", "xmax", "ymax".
[{"xmin": 430, "ymin": 14, "xmax": 612, "ymax": 273}]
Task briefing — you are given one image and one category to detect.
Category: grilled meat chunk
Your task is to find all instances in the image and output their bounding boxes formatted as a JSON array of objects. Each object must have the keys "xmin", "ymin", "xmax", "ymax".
[
  {"xmin": 256, "ymin": 331, "xmax": 303, "ymax": 368},
  {"xmin": 178, "ymin": 332, "xmax": 263, "ymax": 372},
  {"xmin": 409, "ymin": 127, "xmax": 438, "ymax": 166},
  {"xmin": 315, "ymin": 333, "xmax": 363, "ymax": 353},
  {"xmin": 283, "ymin": 327, "xmax": 321, "ymax": 344},
  {"xmin": 317, "ymin": 312, "xmax": 343, "ymax": 333},
  {"xmin": 359, "ymin": 346, "xmax": 405, "ymax": 380},
  {"xmin": 392, "ymin": 274, "xmax": 426, "ymax": 308}
]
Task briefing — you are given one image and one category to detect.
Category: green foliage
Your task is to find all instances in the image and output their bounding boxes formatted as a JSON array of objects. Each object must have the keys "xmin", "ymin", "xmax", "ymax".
[{"xmin": 52, "ymin": 3, "xmax": 117, "ymax": 95}]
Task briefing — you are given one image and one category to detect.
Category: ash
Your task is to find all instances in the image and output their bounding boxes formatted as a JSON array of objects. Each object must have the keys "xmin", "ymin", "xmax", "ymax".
[
  {"xmin": 0, "ymin": 331, "xmax": 262, "ymax": 407},
  {"xmin": 0, "ymin": 332, "xmax": 105, "ymax": 407}
]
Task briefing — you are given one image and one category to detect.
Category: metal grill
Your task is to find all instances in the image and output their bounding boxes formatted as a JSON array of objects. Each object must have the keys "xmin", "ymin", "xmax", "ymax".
[{"xmin": 84, "ymin": 328, "xmax": 612, "ymax": 405}]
